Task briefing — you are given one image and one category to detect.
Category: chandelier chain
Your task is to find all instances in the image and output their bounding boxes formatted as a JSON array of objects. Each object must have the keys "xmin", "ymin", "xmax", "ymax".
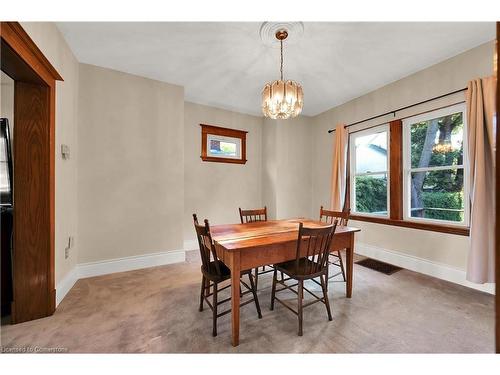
[{"xmin": 280, "ymin": 39, "xmax": 284, "ymax": 81}]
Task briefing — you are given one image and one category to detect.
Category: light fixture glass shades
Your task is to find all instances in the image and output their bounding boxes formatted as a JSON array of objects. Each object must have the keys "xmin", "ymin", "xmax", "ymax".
[
  {"xmin": 262, "ymin": 79, "xmax": 303, "ymax": 120},
  {"xmin": 261, "ymin": 27, "xmax": 303, "ymax": 119}
]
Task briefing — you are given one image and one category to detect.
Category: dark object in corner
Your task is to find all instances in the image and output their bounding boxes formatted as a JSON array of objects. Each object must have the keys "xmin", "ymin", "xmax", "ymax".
[
  {"xmin": 356, "ymin": 258, "xmax": 402, "ymax": 275},
  {"xmin": 1, "ymin": 118, "xmax": 14, "ymax": 317}
]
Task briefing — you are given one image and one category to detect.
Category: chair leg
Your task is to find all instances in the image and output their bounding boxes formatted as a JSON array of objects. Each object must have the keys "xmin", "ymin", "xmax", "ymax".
[
  {"xmin": 204, "ymin": 278, "xmax": 210, "ymax": 297},
  {"xmin": 320, "ymin": 274, "xmax": 333, "ymax": 321},
  {"xmin": 248, "ymin": 274, "xmax": 262, "ymax": 319},
  {"xmin": 254, "ymin": 267, "xmax": 259, "ymax": 290},
  {"xmin": 199, "ymin": 276, "xmax": 205, "ymax": 312},
  {"xmin": 270, "ymin": 267, "xmax": 277, "ymax": 311},
  {"xmin": 212, "ymin": 282, "xmax": 218, "ymax": 337},
  {"xmin": 338, "ymin": 250, "xmax": 347, "ymax": 282},
  {"xmin": 325, "ymin": 261, "xmax": 329, "ymax": 292},
  {"xmin": 298, "ymin": 279, "xmax": 304, "ymax": 336}
]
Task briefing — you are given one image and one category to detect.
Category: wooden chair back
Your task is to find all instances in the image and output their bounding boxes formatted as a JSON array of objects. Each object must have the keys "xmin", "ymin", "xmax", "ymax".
[
  {"xmin": 319, "ymin": 206, "xmax": 350, "ymax": 226},
  {"xmin": 239, "ymin": 206, "xmax": 267, "ymax": 223},
  {"xmin": 193, "ymin": 214, "xmax": 222, "ymax": 276},
  {"xmin": 295, "ymin": 221, "xmax": 338, "ymax": 275}
]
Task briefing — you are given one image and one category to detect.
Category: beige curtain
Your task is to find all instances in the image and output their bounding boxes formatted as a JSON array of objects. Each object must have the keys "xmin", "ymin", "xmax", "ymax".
[
  {"xmin": 466, "ymin": 77, "xmax": 496, "ymax": 283},
  {"xmin": 330, "ymin": 123, "xmax": 348, "ymax": 211}
]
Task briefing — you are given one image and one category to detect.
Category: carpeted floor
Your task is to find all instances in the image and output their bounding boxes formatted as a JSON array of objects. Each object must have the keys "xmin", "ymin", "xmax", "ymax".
[{"xmin": 0, "ymin": 251, "xmax": 494, "ymax": 353}]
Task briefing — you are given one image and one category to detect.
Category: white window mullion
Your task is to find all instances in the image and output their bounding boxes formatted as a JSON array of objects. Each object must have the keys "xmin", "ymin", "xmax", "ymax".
[
  {"xmin": 409, "ymin": 165, "xmax": 464, "ymax": 173},
  {"xmin": 354, "ymin": 171, "xmax": 388, "ymax": 177}
]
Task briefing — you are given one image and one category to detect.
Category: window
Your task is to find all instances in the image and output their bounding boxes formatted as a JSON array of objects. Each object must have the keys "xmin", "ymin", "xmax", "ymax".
[
  {"xmin": 403, "ymin": 103, "xmax": 468, "ymax": 226},
  {"xmin": 207, "ymin": 134, "xmax": 240, "ymax": 159},
  {"xmin": 350, "ymin": 125, "xmax": 389, "ymax": 217},
  {"xmin": 200, "ymin": 124, "xmax": 247, "ymax": 164}
]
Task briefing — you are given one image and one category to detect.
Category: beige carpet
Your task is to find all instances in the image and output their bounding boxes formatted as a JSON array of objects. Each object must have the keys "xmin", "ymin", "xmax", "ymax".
[{"xmin": 0, "ymin": 251, "xmax": 494, "ymax": 353}]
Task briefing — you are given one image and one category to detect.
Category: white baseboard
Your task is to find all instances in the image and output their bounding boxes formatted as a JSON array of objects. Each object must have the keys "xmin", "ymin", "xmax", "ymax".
[
  {"xmin": 183, "ymin": 239, "xmax": 198, "ymax": 251},
  {"xmin": 356, "ymin": 242, "xmax": 495, "ymax": 295},
  {"xmin": 56, "ymin": 249, "xmax": 185, "ymax": 306},
  {"xmin": 78, "ymin": 250, "xmax": 186, "ymax": 279},
  {"xmin": 55, "ymin": 267, "xmax": 79, "ymax": 306}
]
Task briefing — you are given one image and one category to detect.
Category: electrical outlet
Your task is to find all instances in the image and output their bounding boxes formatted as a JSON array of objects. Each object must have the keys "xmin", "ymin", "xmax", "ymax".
[{"xmin": 64, "ymin": 236, "xmax": 74, "ymax": 259}]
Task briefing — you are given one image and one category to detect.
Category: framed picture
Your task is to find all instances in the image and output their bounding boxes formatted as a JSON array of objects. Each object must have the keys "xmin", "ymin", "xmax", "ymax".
[{"xmin": 200, "ymin": 124, "xmax": 247, "ymax": 164}]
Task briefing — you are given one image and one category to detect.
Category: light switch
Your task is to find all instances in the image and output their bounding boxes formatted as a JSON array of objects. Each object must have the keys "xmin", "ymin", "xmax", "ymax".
[{"xmin": 61, "ymin": 144, "xmax": 70, "ymax": 160}]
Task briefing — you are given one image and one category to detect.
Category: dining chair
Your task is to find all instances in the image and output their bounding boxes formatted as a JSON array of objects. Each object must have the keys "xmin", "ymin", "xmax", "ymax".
[
  {"xmin": 238, "ymin": 206, "xmax": 275, "ymax": 288},
  {"xmin": 239, "ymin": 206, "xmax": 267, "ymax": 224},
  {"xmin": 193, "ymin": 214, "xmax": 262, "ymax": 337},
  {"xmin": 319, "ymin": 206, "xmax": 350, "ymax": 283},
  {"xmin": 270, "ymin": 221, "xmax": 338, "ymax": 336}
]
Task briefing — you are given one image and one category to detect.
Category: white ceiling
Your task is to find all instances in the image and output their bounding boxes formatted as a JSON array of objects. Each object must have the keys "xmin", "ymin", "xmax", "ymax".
[{"xmin": 56, "ymin": 22, "xmax": 495, "ymax": 116}]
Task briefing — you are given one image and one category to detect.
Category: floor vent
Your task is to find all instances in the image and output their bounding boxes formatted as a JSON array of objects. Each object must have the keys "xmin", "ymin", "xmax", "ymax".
[{"xmin": 356, "ymin": 258, "xmax": 402, "ymax": 275}]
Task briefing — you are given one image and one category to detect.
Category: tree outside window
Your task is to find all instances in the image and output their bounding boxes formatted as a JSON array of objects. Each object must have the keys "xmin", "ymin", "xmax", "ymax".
[{"xmin": 405, "ymin": 104, "xmax": 467, "ymax": 224}]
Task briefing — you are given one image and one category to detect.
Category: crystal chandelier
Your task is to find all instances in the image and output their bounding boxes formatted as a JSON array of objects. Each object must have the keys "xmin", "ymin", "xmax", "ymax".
[{"xmin": 261, "ymin": 30, "xmax": 303, "ymax": 119}]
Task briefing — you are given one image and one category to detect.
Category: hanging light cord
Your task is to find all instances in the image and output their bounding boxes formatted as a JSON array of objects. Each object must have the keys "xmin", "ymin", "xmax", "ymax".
[{"xmin": 280, "ymin": 39, "xmax": 284, "ymax": 81}]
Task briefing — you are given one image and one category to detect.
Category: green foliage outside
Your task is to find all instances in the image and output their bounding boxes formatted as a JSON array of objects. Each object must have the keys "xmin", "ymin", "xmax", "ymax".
[
  {"xmin": 409, "ymin": 112, "xmax": 465, "ymax": 222},
  {"xmin": 355, "ymin": 176, "xmax": 387, "ymax": 214},
  {"xmin": 420, "ymin": 191, "xmax": 463, "ymax": 222},
  {"xmin": 355, "ymin": 112, "xmax": 465, "ymax": 222}
]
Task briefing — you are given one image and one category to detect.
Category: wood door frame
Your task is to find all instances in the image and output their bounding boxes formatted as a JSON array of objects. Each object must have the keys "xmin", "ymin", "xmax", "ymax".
[{"xmin": 0, "ymin": 22, "xmax": 62, "ymax": 323}]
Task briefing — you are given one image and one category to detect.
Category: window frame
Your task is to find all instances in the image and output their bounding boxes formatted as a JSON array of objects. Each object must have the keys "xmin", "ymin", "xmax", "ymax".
[
  {"xmin": 402, "ymin": 103, "xmax": 469, "ymax": 228},
  {"xmin": 200, "ymin": 124, "xmax": 247, "ymax": 164},
  {"xmin": 349, "ymin": 124, "xmax": 391, "ymax": 218},
  {"xmin": 348, "ymin": 103, "xmax": 470, "ymax": 236}
]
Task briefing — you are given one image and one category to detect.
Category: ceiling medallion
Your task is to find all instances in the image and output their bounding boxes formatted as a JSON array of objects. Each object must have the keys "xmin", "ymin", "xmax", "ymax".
[{"xmin": 261, "ymin": 24, "xmax": 304, "ymax": 120}]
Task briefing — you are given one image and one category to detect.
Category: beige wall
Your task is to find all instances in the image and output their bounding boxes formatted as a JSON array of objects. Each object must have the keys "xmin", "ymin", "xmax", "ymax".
[
  {"xmin": 263, "ymin": 116, "xmax": 314, "ymax": 220},
  {"xmin": 262, "ymin": 118, "xmax": 278, "ymax": 218},
  {"xmin": 311, "ymin": 41, "xmax": 494, "ymax": 270},
  {"xmin": 183, "ymin": 102, "xmax": 263, "ymax": 242},
  {"xmin": 78, "ymin": 64, "xmax": 184, "ymax": 263},
  {"xmin": 20, "ymin": 22, "xmax": 80, "ymax": 285}
]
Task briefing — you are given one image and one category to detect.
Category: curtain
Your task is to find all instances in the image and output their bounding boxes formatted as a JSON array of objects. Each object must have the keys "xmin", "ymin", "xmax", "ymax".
[
  {"xmin": 330, "ymin": 123, "xmax": 348, "ymax": 211},
  {"xmin": 466, "ymin": 76, "xmax": 496, "ymax": 283}
]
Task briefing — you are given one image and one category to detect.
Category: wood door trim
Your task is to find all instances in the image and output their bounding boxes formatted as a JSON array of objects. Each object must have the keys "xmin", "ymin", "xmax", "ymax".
[
  {"xmin": 0, "ymin": 22, "xmax": 63, "ymax": 84},
  {"xmin": 1, "ymin": 22, "xmax": 62, "ymax": 323}
]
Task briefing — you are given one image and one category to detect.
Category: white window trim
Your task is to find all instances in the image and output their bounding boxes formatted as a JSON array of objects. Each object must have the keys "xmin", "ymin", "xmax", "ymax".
[
  {"xmin": 402, "ymin": 102, "xmax": 469, "ymax": 227},
  {"xmin": 349, "ymin": 124, "xmax": 390, "ymax": 218},
  {"xmin": 206, "ymin": 134, "xmax": 242, "ymax": 160}
]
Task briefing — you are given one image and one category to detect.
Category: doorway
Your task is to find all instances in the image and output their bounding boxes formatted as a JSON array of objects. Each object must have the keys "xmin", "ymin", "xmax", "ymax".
[{"xmin": 0, "ymin": 22, "xmax": 62, "ymax": 323}]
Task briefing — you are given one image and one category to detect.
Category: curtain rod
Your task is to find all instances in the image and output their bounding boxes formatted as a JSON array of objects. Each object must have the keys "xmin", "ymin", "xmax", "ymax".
[{"xmin": 327, "ymin": 87, "xmax": 467, "ymax": 133}]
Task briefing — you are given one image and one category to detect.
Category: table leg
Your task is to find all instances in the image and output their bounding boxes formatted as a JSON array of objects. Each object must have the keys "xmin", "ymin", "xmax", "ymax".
[
  {"xmin": 346, "ymin": 233, "xmax": 354, "ymax": 298},
  {"xmin": 230, "ymin": 251, "xmax": 241, "ymax": 346}
]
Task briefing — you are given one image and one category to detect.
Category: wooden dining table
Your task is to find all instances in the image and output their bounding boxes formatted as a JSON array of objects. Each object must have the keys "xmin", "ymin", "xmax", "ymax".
[{"xmin": 211, "ymin": 218, "xmax": 361, "ymax": 347}]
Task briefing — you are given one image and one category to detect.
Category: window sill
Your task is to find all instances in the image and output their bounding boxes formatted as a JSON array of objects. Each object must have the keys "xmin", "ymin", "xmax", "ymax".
[
  {"xmin": 349, "ymin": 214, "xmax": 470, "ymax": 236},
  {"xmin": 200, "ymin": 156, "xmax": 247, "ymax": 164}
]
